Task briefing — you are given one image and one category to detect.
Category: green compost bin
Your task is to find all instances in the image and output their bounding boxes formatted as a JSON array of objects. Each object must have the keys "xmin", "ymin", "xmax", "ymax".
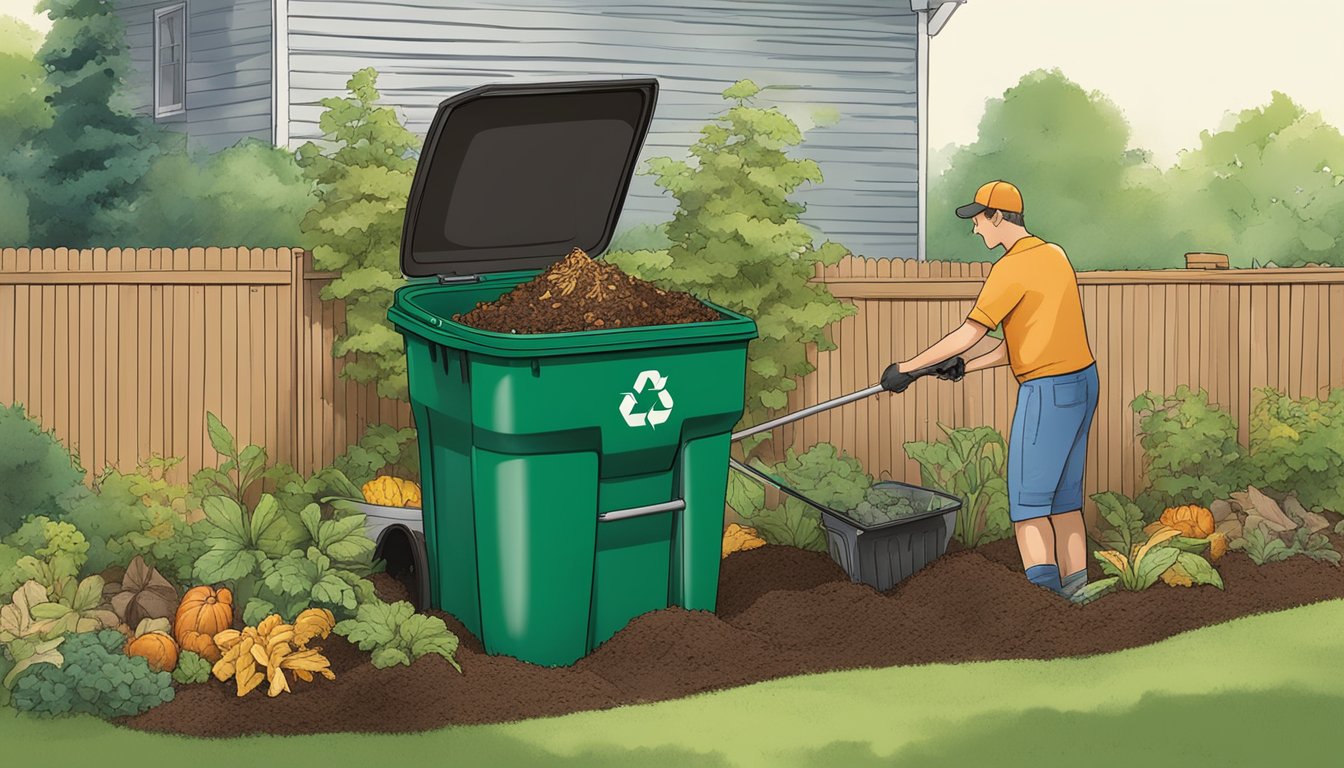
[{"xmin": 388, "ymin": 78, "xmax": 758, "ymax": 667}]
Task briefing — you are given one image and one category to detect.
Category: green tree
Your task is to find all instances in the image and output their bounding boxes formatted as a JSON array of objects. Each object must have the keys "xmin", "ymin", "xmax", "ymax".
[
  {"xmin": 296, "ymin": 68, "xmax": 418, "ymax": 401},
  {"xmin": 605, "ymin": 80, "xmax": 855, "ymax": 459},
  {"xmin": 7, "ymin": 0, "xmax": 163, "ymax": 246},
  {"xmin": 0, "ymin": 15, "xmax": 53, "ymax": 244},
  {"xmin": 929, "ymin": 69, "xmax": 1174, "ymax": 270},
  {"xmin": 1167, "ymin": 92, "xmax": 1344, "ymax": 267}
]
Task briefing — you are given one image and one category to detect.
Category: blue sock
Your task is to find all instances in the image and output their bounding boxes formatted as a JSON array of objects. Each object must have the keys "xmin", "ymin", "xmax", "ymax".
[
  {"xmin": 1060, "ymin": 569, "xmax": 1088, "ymax": 598},
  {"xmin": 1025, "ymin": 564, "xmax": 1062, "ymax": 593}
]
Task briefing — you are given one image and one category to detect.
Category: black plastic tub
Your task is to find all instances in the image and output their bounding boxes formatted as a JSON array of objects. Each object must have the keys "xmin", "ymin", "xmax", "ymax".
[
  {"xmin": 819, "ymin": 481, "xmax": 961, "ymax": 592},
  {"xmin": 729, "ymin": 462, "xmax": 962, "ymax": 592}
]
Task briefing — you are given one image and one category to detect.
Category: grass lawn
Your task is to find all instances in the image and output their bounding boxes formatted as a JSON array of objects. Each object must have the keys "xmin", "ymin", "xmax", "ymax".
[{"xmin": 7, "ymin": 599, "xmax": 1343, "ymax": 767}]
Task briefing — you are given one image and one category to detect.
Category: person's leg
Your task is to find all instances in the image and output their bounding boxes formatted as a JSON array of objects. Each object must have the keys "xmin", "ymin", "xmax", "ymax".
[
  {"xmin": 1015, "ymin": 518, "xmax": 1060, "ymax": 591},
  {"xmin": 1051, "ymin": 364, "xmax": 1100, "ymax": 598},
  {"xmin": 1008, "ymin": 382, "xmax": 1061, "ymax": 592}
]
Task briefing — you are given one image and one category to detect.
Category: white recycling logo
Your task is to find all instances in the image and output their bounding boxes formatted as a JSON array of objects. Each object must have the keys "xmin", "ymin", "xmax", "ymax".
[{"xmin": 619, "ymin": 370, "xmax": 674, "ymax": 428}]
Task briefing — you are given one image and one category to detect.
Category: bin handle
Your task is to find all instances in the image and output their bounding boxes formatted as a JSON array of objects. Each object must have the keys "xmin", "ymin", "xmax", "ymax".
[{"xmin": 598, "ymin": 499, "xmax": 685, "ymax": 522}]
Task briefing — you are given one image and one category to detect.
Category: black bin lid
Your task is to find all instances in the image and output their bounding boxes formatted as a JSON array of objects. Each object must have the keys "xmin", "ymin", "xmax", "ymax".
[{"xmin": 400, "ymin": 78, "xmax": 659, "ymax": 278}]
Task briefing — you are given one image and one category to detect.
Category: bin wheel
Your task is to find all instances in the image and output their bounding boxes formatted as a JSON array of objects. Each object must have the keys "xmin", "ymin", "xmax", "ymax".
[{"xmin": 373, "ymin": 524, "xmax": 431, "ymax": 612}]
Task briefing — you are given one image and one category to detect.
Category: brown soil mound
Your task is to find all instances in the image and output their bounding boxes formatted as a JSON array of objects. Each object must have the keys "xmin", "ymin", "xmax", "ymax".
[
  {"xmin": 453, "ymin": 247, "xmax": 718, "ymax": 333},
  {"xmin": 119, "ymin": 537, "xmax": 1344, "ymax": 738}
]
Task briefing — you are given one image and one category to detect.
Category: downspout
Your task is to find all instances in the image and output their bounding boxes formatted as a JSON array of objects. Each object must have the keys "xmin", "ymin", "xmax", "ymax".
[
  {"xmin": 273, "ymin": 0, "xmax": 290, "ymax": 149},
  {"xmin": 911, "ymin": 1, "xmax": 965, "ymax": 262}
]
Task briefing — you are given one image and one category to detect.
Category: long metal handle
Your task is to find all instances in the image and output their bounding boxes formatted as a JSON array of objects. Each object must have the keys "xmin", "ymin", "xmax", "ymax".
[
  {"xmin": 730, "ymin": 384, "xmax": 884, "ymax": 442},
  {"xmin": 598, "ymin": 499, "xmax": 685, "ymax": 522}
]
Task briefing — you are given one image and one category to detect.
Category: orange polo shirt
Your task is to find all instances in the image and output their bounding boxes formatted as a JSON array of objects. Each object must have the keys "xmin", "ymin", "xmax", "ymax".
[{"xmin": 966, "ymin": 236, "xmax": 1095, "ymax": 383}]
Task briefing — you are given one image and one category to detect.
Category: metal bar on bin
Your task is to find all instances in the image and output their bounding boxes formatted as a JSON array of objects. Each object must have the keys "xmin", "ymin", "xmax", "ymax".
[{"xmin": 597, "ymin": 499, "xmax": 686, "ymax": 522}]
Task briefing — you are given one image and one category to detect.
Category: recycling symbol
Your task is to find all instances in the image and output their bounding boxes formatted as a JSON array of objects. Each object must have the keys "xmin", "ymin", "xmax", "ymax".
[{"xmin": 619, "ymin": 370, "xmax": 674, "ymax": 428}]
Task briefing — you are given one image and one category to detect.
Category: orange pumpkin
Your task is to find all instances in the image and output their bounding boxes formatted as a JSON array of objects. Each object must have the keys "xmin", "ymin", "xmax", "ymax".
[
  {"xmin": 127, "ymin": 632, "xmax": 179, "ymax": 673},
  {"xmin": 1159, "ymin": 505, "xmax": 1215, "ymax": 539},
  {"xmin": 174, "ymin": 586, "xmax": 233, "ymax": 663}
]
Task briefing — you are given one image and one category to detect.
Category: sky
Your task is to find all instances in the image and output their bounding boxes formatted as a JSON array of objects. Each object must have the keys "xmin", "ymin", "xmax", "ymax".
[
  {"xmin": 928, "ymin": 0, "xmax": 1344, "ymax": 168},
  {"xmin": 4, "ymin": 0, "xmax": 1342, "ymax": 171}
]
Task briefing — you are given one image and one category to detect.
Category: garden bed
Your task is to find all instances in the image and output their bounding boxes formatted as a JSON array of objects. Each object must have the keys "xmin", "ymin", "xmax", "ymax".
[{"xmin": 119, "ymin": 534, "xmax": 1344, "ymax": 738}]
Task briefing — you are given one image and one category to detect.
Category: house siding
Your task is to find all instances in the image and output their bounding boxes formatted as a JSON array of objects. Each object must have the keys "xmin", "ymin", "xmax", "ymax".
[
  {"xmin": 284, "ymin": 1, "xmax": 920, "ymax": 259},
  {"xmin": 111, "ymin": 0, "xmax": 274, "ymax": 153}
]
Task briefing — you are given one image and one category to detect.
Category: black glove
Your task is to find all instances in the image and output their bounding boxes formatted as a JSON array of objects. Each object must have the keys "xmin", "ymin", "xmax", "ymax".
[
  {"xmin": 930, "ymin": 356, "xmax": 966, "ymax": 381},
  {"xmin": 881, "ymin": 363, "xmax": 917, "ymax": 393}
]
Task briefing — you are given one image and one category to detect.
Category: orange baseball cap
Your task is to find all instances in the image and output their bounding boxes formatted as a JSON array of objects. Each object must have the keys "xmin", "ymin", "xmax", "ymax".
[{"xmin": 956, "ymin": 180, "xmax": 1024, "ymax": 218}]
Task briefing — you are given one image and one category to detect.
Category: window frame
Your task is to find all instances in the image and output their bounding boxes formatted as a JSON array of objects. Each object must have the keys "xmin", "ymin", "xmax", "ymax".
[{"xmin": 153, "ymin": 3, "xmax": 187, "ymax": 118}]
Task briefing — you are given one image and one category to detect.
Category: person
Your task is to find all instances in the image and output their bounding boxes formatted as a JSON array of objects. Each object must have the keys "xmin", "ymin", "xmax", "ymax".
[{"xmin": 881, "ymin": 180, "xmax": 1099, "ymax": 599}]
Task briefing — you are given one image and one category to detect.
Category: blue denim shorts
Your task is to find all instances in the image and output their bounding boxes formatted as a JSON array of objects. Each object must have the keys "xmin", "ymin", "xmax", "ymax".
[{"xmin": 1008, "ymin": 363, "xmax": 1099, "ymax": 522}]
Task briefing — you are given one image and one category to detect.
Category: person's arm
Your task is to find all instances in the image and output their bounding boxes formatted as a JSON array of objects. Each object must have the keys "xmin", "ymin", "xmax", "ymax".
[
  {"xmin": 898, "ymin": 321, "xmax": 986, "ymax": 372},
  {"xmin": 964, "ymin": 339, "xmax": 1010, "ymax": 373}
]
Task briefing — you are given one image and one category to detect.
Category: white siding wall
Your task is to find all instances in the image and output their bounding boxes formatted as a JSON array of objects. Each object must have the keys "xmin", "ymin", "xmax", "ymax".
[
  {"xmin": 285, "ymin": 1, "xmax": 919, "ymax": 259},
  {"xmin": 112, "ymin": 0, "xmax": 274, "ymax": 152}
]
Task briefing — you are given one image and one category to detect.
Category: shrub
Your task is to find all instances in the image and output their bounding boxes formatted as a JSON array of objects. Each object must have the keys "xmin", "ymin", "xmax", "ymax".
[
  {"xmin": 10, "ymin": 629, "xmax": 174, "ymax": 717},
  {"xmin": 1247, "ymin": 388, "xmax": 1344, "ymax": 515},
  {"xmin": 1131, "ymin": 387, "xmax": 1247, "ymax": 518},
  {"xmin": 604, "ymin": 79, "xmax": 854, "ymax": 458},
  {"xmin": 0, "ymin": 403, "xmax": 89, "ymax": 538},
  {"xmin": 0, "ymin": 517, "xmax": 89, "ymax": 602},
  {"xmin": 296, "ymin": 67, "xmax": 419, "ymax": 401},
  {"xmin": 731, "ymin": 444, "xmax": 871, "ymax": 552},
  {"xmin": 904, "ymin": 424, "xmax": 1012, "ymax": 547},
  {"xmin": 65, "ymin": 458, "xmax": 203, "ymax": 584}
]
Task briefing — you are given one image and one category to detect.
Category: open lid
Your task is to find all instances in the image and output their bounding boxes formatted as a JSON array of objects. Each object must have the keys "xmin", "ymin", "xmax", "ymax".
[{"xmin": 400, "ymin": 78, "xmax": 659, "ymax": 278}]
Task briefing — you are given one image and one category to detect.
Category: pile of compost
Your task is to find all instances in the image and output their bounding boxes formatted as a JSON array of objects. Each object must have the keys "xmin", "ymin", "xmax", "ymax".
[
  {"xmin": 453, "ymin": 247, "xmax": 719, "ymax": 333},
  {"xmin": 120, "ymin": 534, "xmax": 1344, "ymax": 738}
]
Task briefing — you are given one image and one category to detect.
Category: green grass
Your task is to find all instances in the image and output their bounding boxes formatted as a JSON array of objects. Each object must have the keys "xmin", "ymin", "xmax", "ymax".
[{"xmin": 6, "ymin": 599, "xmax": 1344, "ymax": 766}]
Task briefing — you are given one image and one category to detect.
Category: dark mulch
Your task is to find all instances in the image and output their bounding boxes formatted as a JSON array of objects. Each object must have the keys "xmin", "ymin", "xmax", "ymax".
[
  {"xmin": 119, "ymin": 537, "xmax": 1344, "ymax": 738},
  {"xmin": 453, "ymin": 247, "xmax": 717, "ymax": 333}
]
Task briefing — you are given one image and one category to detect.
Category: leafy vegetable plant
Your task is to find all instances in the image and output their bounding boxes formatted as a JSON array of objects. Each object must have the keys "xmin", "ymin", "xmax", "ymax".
[
  {"xmin": 0, "ymin": 582, "xmax": 67, "ymax": 690},
  {"xmin": 1073, "ymin": 526, "xmax": 1223, "ymax": 603},
  {"xmin": 171, "ymin": 649, "xmax": 212, "ymax": 685},
  {"xmin": 190, "ymin": 412, "xmax": 272, "ymax": 507},
  {"xmin": 905, "ymin": 423, "xmax": 1011, "ymax": 546},
  {"xmin": 10, "ymin": 629, "xmax": 174, "ymax": 717},
  {"xmin": 335, "ymin": 600, "xmax": 462, "ymax": 672},
  {"xmin": 191, "ymin": 494, "xmax": 306, "ymax": 607}
]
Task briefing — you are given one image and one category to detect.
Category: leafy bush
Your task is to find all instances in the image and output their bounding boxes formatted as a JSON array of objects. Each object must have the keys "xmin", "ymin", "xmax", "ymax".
[
  {"xmin": 1247, "ymin": 388, "xmax": 1344, "ymax": 515},
  {"xmin": 331, "ymin": 424, "xmax": 420, "ymax": 486},
  {"xmin": 335, "ymin": 600, "xmax": 461, "ymax": 672},
  {"xmin": 0, "ymin": 517, "xmax": 90, "ymax": 601},
  {"xmin": 905, "ymin": 424, "xmax": 1011, "ymax": 547},
  {"xmin": 1074, "ymin": 527, "xmax": 1223, "ymax": 604},
  {"xmin": 0, "ymin": 403, "xmax": 89, "ymax": 537},
  {"xmin": 731, "ymin": 444, "xmax": 871, "ymax": 551},
  {"xmin": 605, "ymin": 79, "xmax": 854, "ymax": 455},
  {"xmin": 171, "ymin": 649, "xmax": 211, "ymax": 685},
  {"xmin": 65, "ymin": 458, "xmax": 203, "ymax": 584},
  {"xmin": 1, "ymin": 581, "xmax": 69, "ymax": 691},
  {"xmin": 192, "ymin": 494, "xmax": 306, "ymax": 609},
  {"xmin": 125, "ymin": 139, "xmax": 314, "ymax": 247},
  {"xmin": 247, "ymin": 545, "xmax": 376, "ymax": 625},
  {"xmin": 10, "ymin": 629, "xmax": 174, "ymax": 717},
  {"xmin": 1131, "ymin": 387, "xmax": 1247, "ymax": 518},
  {"xmin": 296, "ymin": 67, "xmax": 418, "ymax": 401}
]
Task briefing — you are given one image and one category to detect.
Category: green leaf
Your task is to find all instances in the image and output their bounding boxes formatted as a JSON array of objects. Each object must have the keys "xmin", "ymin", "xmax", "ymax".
[
  {"xmin": 206, "ymin": 412, "xmax": 236, "ymax": 458},
  {"xmin": 1169, "ymin": 536, "xmax": 1213, "ymax": 554},
  {"xmin": 370, "ymin": 647, "xmax": 411, "ymax": 669},
  {"xmin": 242, "ymin": 599, "xmax": 275, "ymax": 628},
  {"xmin": 1134, "ymin": 546, "xmax": 1182, "ymax": 590},
  {"xmin": 400, "ymin": 613, "xmax": 462, "ymax": 672},
  {"xmin": 193, "ymin": 544, "xmax": 260, "ymax": 584},
  {"xmin": 1174, "ymin": 552, "xmax": 1224, "ymax": 589},
  {"xmin": 252, "ymin": 495, "xmax": 303, "ymax": 558},
  {"xmin": 202, "ymin": 496, "xmax": 249, "ymax": 546},
  {"xmin": 1070, "ymin": 577, "xmax": 1119, "ymax": 605},
  {"xmin": 299, "ymin": 504, "xmax": 323, "ymax": 542}
]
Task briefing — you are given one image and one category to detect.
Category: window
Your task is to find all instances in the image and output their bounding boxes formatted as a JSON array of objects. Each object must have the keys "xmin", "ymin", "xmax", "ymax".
[{"xmin": 154, "ymin": 4, "xmax": 186, "ymax": 117}]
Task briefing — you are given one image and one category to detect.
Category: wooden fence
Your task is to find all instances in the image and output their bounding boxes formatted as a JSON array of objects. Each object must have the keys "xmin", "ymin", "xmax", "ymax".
[
  {"xmin": 763, "ymin": 256, "xmax": 1344, "ymax": 521},
  {"xmin": 0, "ymin": 247, "xmax": 410, "ymax": 485},
  {"xmin": 4, "ymin": 247, "xmax": 1342, "ymax": 517}
]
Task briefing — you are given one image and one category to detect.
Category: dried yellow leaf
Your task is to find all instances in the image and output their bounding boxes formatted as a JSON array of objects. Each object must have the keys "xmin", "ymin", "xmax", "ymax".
[
  {"xmin": 1208, "ymin": 531, "xmax": 1228, "ymax": 562},
  {"xmin": 1161, "ymin": 562, "xmax": 1195, "ymax": 588},
  {"xmin": 294, "ymin": 608, "xmax": 335, "ymax": 647},
  {"xmin": 1095, "ymin": 549, "xmax": 1129, "ymax": 574},
  {"xmin": 213, "ymin": 629, "xmax": 242, "ymax": 650},
  {"xmin": 209, "ymin": 612, "xmax": 336, "ymax": 698}
]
